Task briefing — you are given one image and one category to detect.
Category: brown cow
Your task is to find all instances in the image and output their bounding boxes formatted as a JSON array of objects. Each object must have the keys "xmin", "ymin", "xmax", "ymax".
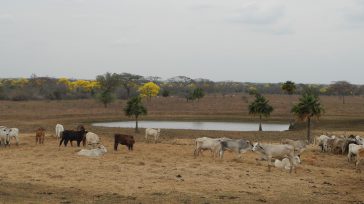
[
  {"xmin": 114, "ymin": 134, "xmax": 135, "ymax": 151},
  {"xmin": 36, "ymin": 128, "xmax": 46, "ymax": 144}
]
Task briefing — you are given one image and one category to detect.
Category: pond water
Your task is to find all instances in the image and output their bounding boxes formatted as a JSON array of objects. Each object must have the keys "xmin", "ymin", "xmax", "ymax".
[{"xmin": 93, "ymin": 121, "xmax": 289, "ymax": 132}]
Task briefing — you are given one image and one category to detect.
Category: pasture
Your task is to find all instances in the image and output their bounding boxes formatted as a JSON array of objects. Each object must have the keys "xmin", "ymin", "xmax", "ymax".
[{"xmin": 1, "ymin": 94, "xmax": 364, "ymax": 203}]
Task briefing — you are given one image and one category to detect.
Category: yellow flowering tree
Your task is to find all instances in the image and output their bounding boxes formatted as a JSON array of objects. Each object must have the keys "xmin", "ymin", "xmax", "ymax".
[{"xmin": 138, "ymin": 82, "xmax": 160, "ymax": 101}]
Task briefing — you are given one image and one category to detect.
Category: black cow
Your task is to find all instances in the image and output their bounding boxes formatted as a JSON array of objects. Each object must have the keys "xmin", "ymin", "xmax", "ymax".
[
  {"xmin": 59, "ymin": 129, "xmax": 87, "ymax": 147},
  {"xmin": 114, "ymin": 134, "xmax": 135, "ymax": 151}
]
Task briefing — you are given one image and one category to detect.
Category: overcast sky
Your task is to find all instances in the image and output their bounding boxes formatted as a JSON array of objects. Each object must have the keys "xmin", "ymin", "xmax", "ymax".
[{"xmin": 0, "ymin": 0, "xmax": 364, "ymax": 84}]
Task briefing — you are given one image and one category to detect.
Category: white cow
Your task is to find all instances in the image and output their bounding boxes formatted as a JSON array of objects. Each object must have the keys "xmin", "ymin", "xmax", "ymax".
[
  {"xmin": 347, "ymin": 143, "xmax": 364, "ymax": 162},
  {"xmin": 274, "ymin": 156, "xmax": 301, "ymax": 170},
  {"xmin": 314, "ymin": 135, "xmax": 335, "ymax": 152},
  {"xmin": 77, "ymin": 145, "xmax": 107, "ymax": 157},
  {"xmin": 55, "ymin": 124, "xmax": 64, "ymax": 140},
  {"xmin": 356, "ymin": 135, "xmax": 364, "ymax": 145},
  {"xmin": 0, "ymin": 126, "xmax": 11, "ymax": 147},
  {"xmin": 85, "ymin": 132, "xmax": 100, "ymax": 149},
  {"xmin": 8, "ymin": 128, "xmax": 19, "ymax": 146},
  {"xmin": 145, "ymin": 128, "xmax": 161, "ymax": 143},
  {"xmin": 194, "ymin": 137, "xmax": 225, "ymax": 158},
  {"xmin": 252, "ymin": 142, "xmax": 296, "ymax": 173}
]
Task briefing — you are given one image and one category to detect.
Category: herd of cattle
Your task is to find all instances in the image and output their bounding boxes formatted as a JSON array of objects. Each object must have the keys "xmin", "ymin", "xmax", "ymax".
[
  {"xmin": 1, "ymin": 124, "xmax": 364, "ymax": 173},
  {"xmin": 193, "ymin": 134, "xmax": 364, "ymax": 173}
]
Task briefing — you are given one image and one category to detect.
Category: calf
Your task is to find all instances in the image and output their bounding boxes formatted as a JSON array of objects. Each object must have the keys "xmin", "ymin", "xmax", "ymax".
[
  {"xmin": 274, "ymin": 156, "xmax": 301, "ymax": 170},
  {"xmin": 8, "ymin": 128, "xmax": 19, "ymax": 146},
  {"xmin": 145, "ymin": 128, "xmax": 161, "ymax": 143},
  {"xmin": 59, "ymin": 129, "xmax": 87, "ymax": 147},
  {"xmin": 55, "ymin": 124, "xmax": 64, "ymax": 140},
  {"xmin": 77, "ymin": 145, "xmax": 107, "ymax": 157},
  {"xmin": 85, "ymin": 132, "xmax": 100, "ymax": 149},
  {"xmin": 35, "ymin": 128, "xmax": 46, "ymax": 144},
  {"xmin": 0, "ymin": 127, "xmax": 11, "ymax": 147},
  {"xmin": 114, "ymin": 134, "xmax": 135, "ymax": 151}
]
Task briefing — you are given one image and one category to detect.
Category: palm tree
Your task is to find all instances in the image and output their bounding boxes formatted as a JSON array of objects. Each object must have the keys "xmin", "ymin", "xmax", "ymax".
[
  {"xmin": 281, "ymin": 81, "xmax": 296, "ymax": 95},
  {"xmin": 291, "ymin": 93, "xmax": 324, "ymax": 143},
  {"xmin": 248, "ymin": 94, "xmax": 274, "ymax": 131},
  {"xmin": 124, "ymin": 96, "xmax": 147, "ymax": 132}
]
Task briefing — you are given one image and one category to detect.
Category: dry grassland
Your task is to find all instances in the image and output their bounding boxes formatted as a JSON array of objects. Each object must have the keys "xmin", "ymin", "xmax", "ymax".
[
  {"xmin": 1, "ymin": 134, "xmax": 364, "ymax": 204},
  {"xmin": 1, "ymin": 94, "xmax": 364, "ymax": 203}
]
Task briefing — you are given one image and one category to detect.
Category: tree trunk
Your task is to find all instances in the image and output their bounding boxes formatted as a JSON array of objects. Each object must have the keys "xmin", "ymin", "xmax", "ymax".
[
  {"xmin": 259, "ymin": 115, "xmax": 262, "ymax": 131},
  {"xmin": 135, "ymin": 116, "xmax": 139, "ymax": 133},
  {"xmin": 307, "ymin": 117, "xmax": 311, "ymax": 143},
  {"xmin": 126, "ymin": 87, "xmax": 131, "ymax": 98},
  {"xmin": 103, "ymin": 102, "xmax": 107, "ymax": 108}
]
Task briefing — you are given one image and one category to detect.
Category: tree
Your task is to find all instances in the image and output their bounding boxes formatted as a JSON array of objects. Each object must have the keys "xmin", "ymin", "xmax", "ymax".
[
  {"xmin": 192, "ymin": 87, "xmax": 204, "ymax": 102},
  {"xmin": 161, "ymin": 89, "xmax": 170, "ymax": 97},
  {"xmin": 138, "ymin": 82, "xmax": 160, "ymax": 101},
  {"xmin": 124, "ymin": 96, "xmax": 147, "ymax": 132},
  {"xmin": 291, "ymin": 93, "xmax": 324, "ymax": 143},
  {"xmin": 96, "ymin": 73, "xmax": 120, "ymax": 107},
  {"xmin": 96, "ymin": 90, "xmax": 115, "ymax": 108},
  {"xmin": 248, "ymin": 94, "xmax": 274, "ymax": 131},
  {"xmin": 118, "ymin": 73, "xmax": 143, "ymax": 98},
  {"xmin": 281, "ymin": 81, "xmax": 296, "ymax": 95},
  {"xmin": 328, "ymin": 81, "xmax": 354, "ymax": 104}
]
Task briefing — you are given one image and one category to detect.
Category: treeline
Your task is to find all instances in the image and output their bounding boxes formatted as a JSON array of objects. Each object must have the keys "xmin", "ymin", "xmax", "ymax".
[{"xmin": 0, "ymin": 73, "xmax": 363, "ymax": 102}]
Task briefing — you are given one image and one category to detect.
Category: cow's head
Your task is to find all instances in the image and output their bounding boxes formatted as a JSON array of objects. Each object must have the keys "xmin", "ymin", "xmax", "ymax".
[
  {"xmin": 98, "ymin": 145, "xmax": 107, "ymax": 153},
  {"xmin": 252, "ymin": 142, "xmax": 263, "ymax": 152},
  {"xmin": 2, "ymin": 128, "xmax": 10, "ymax": 136}
]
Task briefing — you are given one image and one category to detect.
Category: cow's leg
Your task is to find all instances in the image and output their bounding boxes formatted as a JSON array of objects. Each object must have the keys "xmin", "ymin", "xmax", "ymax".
[
  {"xmin": 288, "ymin": 156, "xmax": 294, "ymax": 173},
  {"xmin": 267, "ymin": 156, "xmax": 272, "ymax": 172},
  {"xmin": 64, "ymin": 139, "xmax": 69, "ymax": 147},
  {"xmin": 77, "ymin": 140, "xmax": 81, "ymax": 147},
  {"xmin": 15, "ymin": 136, "xmax": 19, "ymax": 146},
  {"xmin": 356, "ymin": 159, "xmax": 361, "ymax": 173},
  {"xmin": 59, "ymin": 137, "xmax": 65, "ymax": 146},
  {"xmin": 114, "ymin": 143, "xmax": 118, "ymax": 151},
  {"xmin": 193, "ymin": 147, "xmax": 200, "ymax": 157}
]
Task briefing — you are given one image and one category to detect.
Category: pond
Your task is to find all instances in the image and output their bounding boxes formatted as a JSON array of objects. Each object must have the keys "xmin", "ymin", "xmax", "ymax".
[{"xmin": 92, "ymin": 121, "xmax": 289, "ymax": 132}]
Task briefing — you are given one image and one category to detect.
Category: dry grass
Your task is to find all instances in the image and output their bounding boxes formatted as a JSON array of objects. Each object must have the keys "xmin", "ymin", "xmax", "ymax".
[
  {"xmin": 1, "ymin": 134, "xmax": 364, "ymax": 204},
  {"xmin": 1, "ymin": 95, "xmax": 364, "ymax": 203}
]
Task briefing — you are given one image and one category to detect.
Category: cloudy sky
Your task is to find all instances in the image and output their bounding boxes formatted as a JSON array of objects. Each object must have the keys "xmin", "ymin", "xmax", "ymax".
[{"xmin": 0, "ymin": 0, "xmax": 364, "ymax": 84}]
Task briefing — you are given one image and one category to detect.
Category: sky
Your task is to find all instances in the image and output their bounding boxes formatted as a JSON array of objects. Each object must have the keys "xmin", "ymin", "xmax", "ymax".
[{"xmin": 0, "ymin": 0, "xmax": 364, "ymax": 84}]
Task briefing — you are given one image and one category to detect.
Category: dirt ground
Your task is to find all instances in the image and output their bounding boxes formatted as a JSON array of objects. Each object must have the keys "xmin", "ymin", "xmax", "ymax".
[{"xmin": 1, "ymin": 133, "xmax": 364, "ymax": 204}]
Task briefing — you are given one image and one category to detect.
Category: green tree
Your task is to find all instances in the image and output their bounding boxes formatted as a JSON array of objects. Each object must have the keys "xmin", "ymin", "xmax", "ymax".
[
  {"xmin": 328, "ymin": 81, "xmax": 354, "ymax": 104},
  {"xmin": 124, "ymin": 96, "xmax": 147, "ymax": 132},
  {"xmin": 161, "ymin": 89, "xmax": 170, "ymax": 97},
  {"xmin": 192, "ymin": 87, "xmax": 204, "ymax": 102},
  {"xmin": 291, "ymin": 93, "xmax": 324, "ymax": 143},
  {"xmin": 248, "ymin": 94, "xmax": 274, "ymax": 131},
  {"xmin": 118, "ymin": 73, "xmax": 143, "ymax": 98},
  {"xmin": 96, "ymin": 72, "xmax": 120, "ymax": 107},
  {"xmin": 281, "ymin": 81, "xmax": 296, "ymax": 95}
]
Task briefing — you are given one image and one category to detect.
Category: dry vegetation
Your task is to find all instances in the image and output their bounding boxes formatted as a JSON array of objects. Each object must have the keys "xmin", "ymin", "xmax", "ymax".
[{"xmin": 1, "ymin": 94, "xmax": 364, "ymax": 203}]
